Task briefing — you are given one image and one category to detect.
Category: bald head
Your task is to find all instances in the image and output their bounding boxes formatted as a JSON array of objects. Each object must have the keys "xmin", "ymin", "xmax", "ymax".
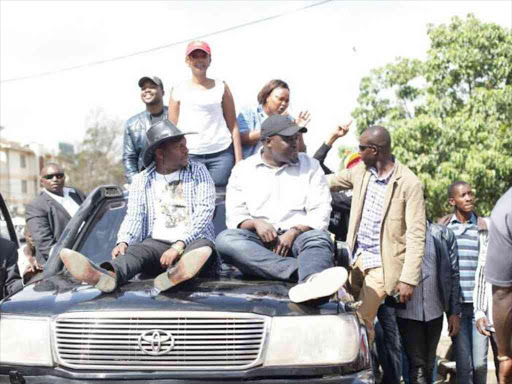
[
  {"xmin": 41, "ymin": 162, "xmax": 63, "ymax": 176},
  {"xmin": 362, "ymin": 125, "xmax": 391, "ymax": 151}
]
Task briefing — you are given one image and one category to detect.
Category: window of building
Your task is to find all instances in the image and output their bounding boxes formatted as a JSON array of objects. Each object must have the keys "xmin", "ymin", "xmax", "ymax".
[
  {"xmin": 21, "ymin": 180, "xmax": 27, "ymax": 194},
  {"xmin": 20, "ymin": 154, "xmax": 26, "ymax": 168}
]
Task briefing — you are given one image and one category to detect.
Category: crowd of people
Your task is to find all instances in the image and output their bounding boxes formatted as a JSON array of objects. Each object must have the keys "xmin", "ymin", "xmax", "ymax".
[{"xmin": 0, "ymin": 40, "xmax": 511, "ymax": 384}]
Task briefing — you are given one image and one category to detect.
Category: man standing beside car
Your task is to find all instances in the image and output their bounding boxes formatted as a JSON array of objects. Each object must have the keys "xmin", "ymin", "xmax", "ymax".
[
  {"xmin": 0, "ymin": 238, "xmax": 22, "ymax": 300},
  {"xmin": 327, "ymin": 125, "xmax": 426, "ymax": 345},
  {"xmin": 216, "ymin": 115, "xmax": 347, "ymax": 305},
  {"xmin": 438, "ymin": 181, "xmax": 490, "ymax": 384},
  {"xmin": 123, "ymin": 76, "xmax": 167, "ymax": 184},
  {"xmin": 61, "ymin": 119, "xmax": 217, "ymax": 293},
  {"xmin": 395, "ymin": 220, "xmax": 461, "ymax": 384},
  {"xmin": 25, "ymin": 163, "xmax": 85, "ymax": 266},
  {"xmin": 485, "ymin": 187, "xmax": 512, "ymax": 384}
]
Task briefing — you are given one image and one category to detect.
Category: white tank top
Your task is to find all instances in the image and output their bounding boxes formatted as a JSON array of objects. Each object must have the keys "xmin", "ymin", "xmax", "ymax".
[{"xmin": 173, "ymin": 79, "xmax": 232, "ymax": 154}]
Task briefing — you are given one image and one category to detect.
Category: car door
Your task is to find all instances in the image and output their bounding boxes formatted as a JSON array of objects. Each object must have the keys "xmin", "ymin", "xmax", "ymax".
[{"xmin": 0, "ymin": 193, "xmax": 18, "ymax": 247}]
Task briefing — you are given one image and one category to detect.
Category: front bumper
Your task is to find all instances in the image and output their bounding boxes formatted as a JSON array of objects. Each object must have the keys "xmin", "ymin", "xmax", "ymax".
[{"xmin": 0, "ymin": 366, "xmax": 374, "ymax": 384}]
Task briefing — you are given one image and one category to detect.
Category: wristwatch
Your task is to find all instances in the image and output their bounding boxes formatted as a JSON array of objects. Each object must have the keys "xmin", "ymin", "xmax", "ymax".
[
  {"xmin": 497, "ymin": 355, "xmax": 511, "ymax": 362},
  {"xmin": 171, "ymin": 242, "xmax": 185, "ymax": 256}
]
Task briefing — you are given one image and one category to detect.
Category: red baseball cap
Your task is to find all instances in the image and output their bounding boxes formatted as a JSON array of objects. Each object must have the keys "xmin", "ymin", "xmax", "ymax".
[{"xmin": 185, "ymin": 41, "xmax": 211, "ymax": 56}]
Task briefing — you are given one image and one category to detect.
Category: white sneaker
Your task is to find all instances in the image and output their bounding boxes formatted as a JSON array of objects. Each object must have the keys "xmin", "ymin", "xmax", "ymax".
[{"xmin": 288, "ymin": 267, "xmax": 348, "ymax": 304}]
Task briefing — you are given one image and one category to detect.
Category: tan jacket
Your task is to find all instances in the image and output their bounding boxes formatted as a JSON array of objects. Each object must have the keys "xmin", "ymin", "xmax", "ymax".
[{"xmin": 328, "ymin": 160, "xmax": 426, "ymax": 294}]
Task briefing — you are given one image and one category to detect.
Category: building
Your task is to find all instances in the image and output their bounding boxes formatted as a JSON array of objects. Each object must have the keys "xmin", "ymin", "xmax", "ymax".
[{"xmin": 0, "ymin": 138, "xmax": 39, "ymax": 215}]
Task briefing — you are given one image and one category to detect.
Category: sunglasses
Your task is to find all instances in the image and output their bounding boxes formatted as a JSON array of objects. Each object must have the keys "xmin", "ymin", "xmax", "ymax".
[
  {"xmin": 358, "ymin": 144, "xmax": 378, "ymax": 152},
  {"xmin": 42, "ymin": 173, "xmax": 65, "ymax": 180},
  {"xmin": 277, "ymin": 134, "xmax": 299, "ymax": 143}
]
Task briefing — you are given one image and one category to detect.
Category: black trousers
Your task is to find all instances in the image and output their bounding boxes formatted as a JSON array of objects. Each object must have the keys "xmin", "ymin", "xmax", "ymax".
[
  {"xmin": 396, "ymin": 316, "xmax": 443, "ymax": 384},
  {"xmin": 101, "ymin": 238, "xmax": 216, "ymax": 288}
]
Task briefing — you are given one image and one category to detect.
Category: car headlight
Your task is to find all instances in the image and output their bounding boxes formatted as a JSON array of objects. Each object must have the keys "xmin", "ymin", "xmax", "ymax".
[
  {"xmin": 264, "ymin": 315, "xmax": 360, "ymax": 366},
  {"xmin": 0, "ymin": 315, "xmax": 53, "ymax": 366}
]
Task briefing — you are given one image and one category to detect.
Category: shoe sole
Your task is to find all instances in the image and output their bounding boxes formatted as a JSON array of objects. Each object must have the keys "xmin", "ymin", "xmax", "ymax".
[
  {"xmin": 154, "ymin": 246, "xmax": 213, "ymax": 292},
  {"xmin": 288, "ymin": 267, "xmax": 348, "ymax": 304},
  {"xmin": 60, "ymin": 248, "xmax": 116, "ymax": 293}
]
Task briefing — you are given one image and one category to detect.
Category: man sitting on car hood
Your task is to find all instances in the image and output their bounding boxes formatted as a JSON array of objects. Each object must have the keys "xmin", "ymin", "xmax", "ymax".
[
  {"xmin": 60, "ymin": 119, "xmax": 217, "ymax": 293},
  {"xmin": 216, "ymin": 115, "xmax": 347, "ymax": 305}
]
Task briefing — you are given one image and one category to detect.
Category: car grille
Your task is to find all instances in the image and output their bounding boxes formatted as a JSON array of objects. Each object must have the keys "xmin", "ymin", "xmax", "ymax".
[{"xmin": 54, "ymin": 311, "xmax": 269, "ymax": 370}]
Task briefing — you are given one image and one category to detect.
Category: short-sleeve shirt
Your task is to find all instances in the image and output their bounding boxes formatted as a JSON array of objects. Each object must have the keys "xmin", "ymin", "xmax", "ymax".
[{"xmin": 485, "ymin": 187, "xmax": 512, "ymax": 287}]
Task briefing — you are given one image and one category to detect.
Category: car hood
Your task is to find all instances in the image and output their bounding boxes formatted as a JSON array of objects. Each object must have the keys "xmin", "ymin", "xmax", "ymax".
[{"xmin": 0, "ymin": 272, "xmax": 342, "ymax": 317}]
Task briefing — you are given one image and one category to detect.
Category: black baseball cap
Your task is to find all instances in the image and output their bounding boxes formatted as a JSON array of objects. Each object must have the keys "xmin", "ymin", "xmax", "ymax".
[
  {"xmin": 260, "ymin": 115, "xmax": 307, "ymax": 141},
  {"xmin": 138, "ymin": 76, "xmax": 164, "ymax": 91}
]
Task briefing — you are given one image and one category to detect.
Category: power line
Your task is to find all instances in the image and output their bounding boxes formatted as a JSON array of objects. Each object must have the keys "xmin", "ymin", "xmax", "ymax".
[{"xmin": 1, "ymin": 0, "xmax": 332, "ymax": 84}]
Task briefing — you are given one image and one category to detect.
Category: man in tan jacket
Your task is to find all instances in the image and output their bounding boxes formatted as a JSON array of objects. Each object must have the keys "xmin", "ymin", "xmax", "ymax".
[{"xmin": 328, "ymin": 125, "xmax": 426, "ymax": 343}]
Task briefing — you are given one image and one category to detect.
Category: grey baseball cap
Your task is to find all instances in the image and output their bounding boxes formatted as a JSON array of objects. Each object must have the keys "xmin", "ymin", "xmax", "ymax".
[{"xmin": 138, "ymin": 76, "xmax": 164, "ymax": 91}]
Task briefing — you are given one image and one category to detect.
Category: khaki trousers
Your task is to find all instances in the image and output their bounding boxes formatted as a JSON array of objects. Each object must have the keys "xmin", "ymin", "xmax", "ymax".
[{"xmin": 349, "ymin": 257, "xmax": 387, "ymax": 345}]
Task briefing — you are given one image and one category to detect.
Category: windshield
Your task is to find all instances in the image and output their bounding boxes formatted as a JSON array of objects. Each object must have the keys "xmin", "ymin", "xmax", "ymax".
[{"xmin": 78, "ymin": 199, "xmax": 127, "ymax": 265}]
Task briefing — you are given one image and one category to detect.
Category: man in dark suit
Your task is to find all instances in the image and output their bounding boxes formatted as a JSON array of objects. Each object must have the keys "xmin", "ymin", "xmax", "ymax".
[
  {"xmin": 0, "ymin": 238, "xmax": 22, "ymax": 300},
  {"xmin": 25, "ymin": 163, "xmax": 85, "ymax": 265}
]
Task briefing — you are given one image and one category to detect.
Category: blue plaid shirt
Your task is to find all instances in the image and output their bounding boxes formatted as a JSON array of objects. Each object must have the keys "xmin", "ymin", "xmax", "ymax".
[
  {"xmin": 356, "ymin": 166, "xmax": 394, "ymax": 270},
  {"xmin": 117, "ymin": 161, "xmax": 216, "ymax": 246}
]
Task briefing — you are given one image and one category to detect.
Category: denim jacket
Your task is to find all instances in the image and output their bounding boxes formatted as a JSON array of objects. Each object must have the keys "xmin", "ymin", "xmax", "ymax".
[{"xmin": 122, "ymin": 107, "xmax": 168, "ymax": 184}]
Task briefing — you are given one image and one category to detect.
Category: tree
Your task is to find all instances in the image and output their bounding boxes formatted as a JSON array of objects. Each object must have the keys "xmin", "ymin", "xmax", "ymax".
[
  {"xmin": 352, "ymin": 14, "xmax": 512, "ymax": 219},
  {"xmin": 65, "ymin": 108, "xmax": 125, "ymax": 194}
]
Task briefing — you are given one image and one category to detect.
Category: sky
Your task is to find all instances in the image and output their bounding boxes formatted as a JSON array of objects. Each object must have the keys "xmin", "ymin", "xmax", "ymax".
[{"xmin": 1, "ymin": 0, "xmax": 511, "ymax": 170}]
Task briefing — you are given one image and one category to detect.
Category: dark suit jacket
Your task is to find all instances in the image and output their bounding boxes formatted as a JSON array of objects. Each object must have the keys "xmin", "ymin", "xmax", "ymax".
[
  {"xmin": 0, "ymin": 238, "xmax": 22, "ymax": 300},
  {"xmin": 25, "ymin": 188, "xmax": 85, "ymax": 265}
]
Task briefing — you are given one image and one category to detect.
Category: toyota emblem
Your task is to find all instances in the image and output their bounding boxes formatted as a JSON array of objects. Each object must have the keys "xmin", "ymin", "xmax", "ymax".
[{"xmin": 138, "ymin": 330, "xmax": 175, "ymax": 356}]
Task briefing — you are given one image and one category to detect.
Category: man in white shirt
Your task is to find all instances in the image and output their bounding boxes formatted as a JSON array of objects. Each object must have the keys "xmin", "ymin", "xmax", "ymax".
[
  {"xmin": 216, "ymin": 115, "xmax": 347, "ymax": 305},
  {"xmin": 25, "ymin": 163, "xmax": 85, "ymax": 265}
]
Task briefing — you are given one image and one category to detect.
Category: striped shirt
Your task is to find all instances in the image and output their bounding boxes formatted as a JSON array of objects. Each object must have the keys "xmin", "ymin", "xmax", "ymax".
[
  {"xmin": 396, "ymin": 222, "xmax": 444, "ymax": 321},
  {"xmin": 117, "ymin": 161, "xmax": 216, "ymax": 247},
  {"xmin": 356, "ymin": 167, "xmax": 394, "ymax": 270},
  {"xmin": 447, "ymin": 213, "xmax": 479, "ymax": 303}
]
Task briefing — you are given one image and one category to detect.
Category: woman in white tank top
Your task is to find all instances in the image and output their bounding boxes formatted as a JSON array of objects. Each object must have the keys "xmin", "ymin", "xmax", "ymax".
[{"xmin": 168, "ymin": 41, "xmax": 242, "ymax": 188}]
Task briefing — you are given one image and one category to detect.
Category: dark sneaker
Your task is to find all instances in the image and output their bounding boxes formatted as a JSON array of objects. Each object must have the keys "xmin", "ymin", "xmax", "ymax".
[
  {"xmin": 154, "ymin": 246, "xmax": 212, "ymax": 292},
  {"xmin": 288, "ymin": 267, "xmax": 348, "ymax": 304},
  {"xmin": 60, "ymin": 248, "xmax": 116, "ymax": 293}
]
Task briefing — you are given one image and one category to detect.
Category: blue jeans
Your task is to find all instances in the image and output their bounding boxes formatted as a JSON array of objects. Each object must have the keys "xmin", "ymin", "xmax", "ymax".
[
  {"xmin": 374, "ymin": 304, "xmax": 402, "ymax": 384},
  {"xmin": 189, "ymin": 144, "xmax": 234, "ymax": 188},
  {"xmin": 215, "ymin": 229, "xmax": 334, "ymax": 282},
  {"xmin": 452, "ymin": 303, "xmax": 489, "ymax": 384}
]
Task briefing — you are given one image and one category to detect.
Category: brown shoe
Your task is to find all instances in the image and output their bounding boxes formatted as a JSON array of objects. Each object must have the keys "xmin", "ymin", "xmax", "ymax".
[
  {"xmin": 154, "ymin": 246, "xmax": 212, "ymax": 292},
  {"xmin": 60, "ymin": 248, "xmax": 116, "ymax": 292}
]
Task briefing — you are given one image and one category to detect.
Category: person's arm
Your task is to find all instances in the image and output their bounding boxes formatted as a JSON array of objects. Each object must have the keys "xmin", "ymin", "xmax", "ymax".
[
  {"xmin": 474, "ymin": 233, "xmax": 491, "ymax": 335},
  {"xmin": 222, "ymin": 82, "xmax": 242, "ymax": 163},
  {"xmin": 313, "ymin": 122, "xmax": 353, "ymax": 174},
  {"xmin": 493, "ymin": 286, "xmax": 512, "ymax": 372},
  {"xmin": 225, "ymin": 162, "xmax": 252, "ymax": 229},
  {"xmin": 122, "ymin": 120, "xmax": 138, "ymax": 184},
  {"xmin": 399, "ymin": 181, "xmax": 427, "ymax": 287},
  {"xmin": 313, "ymin": 143, "xmax": 333, "ymax": 174},
  {"xmin": 303, "ymin": 161, "xmax": 332, "ymax": 231},
  {"xmin": 25, "ymin": 202, "xmax": 55, "ymax": 263},
  {"xmin": 238, "ymin": 108, "xmax": 261, "ymax": 146},
  {"xmin": 182, "ymin": 164, "xmax": 216, "ymax": 246},
  {"xmin": 443, "ymin": 227, "xmax": 461, "ymax": 336},
  {"xmin": 116, "ymin": 175, "xmax": 145, "ymax": 246},
  {"xmin": 445, "ymin": 227, "xmax": 462, "ymax": 317},
  {"xmin": 168, "ymin": 87, "xmax": 180, "ymax": 125}
]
